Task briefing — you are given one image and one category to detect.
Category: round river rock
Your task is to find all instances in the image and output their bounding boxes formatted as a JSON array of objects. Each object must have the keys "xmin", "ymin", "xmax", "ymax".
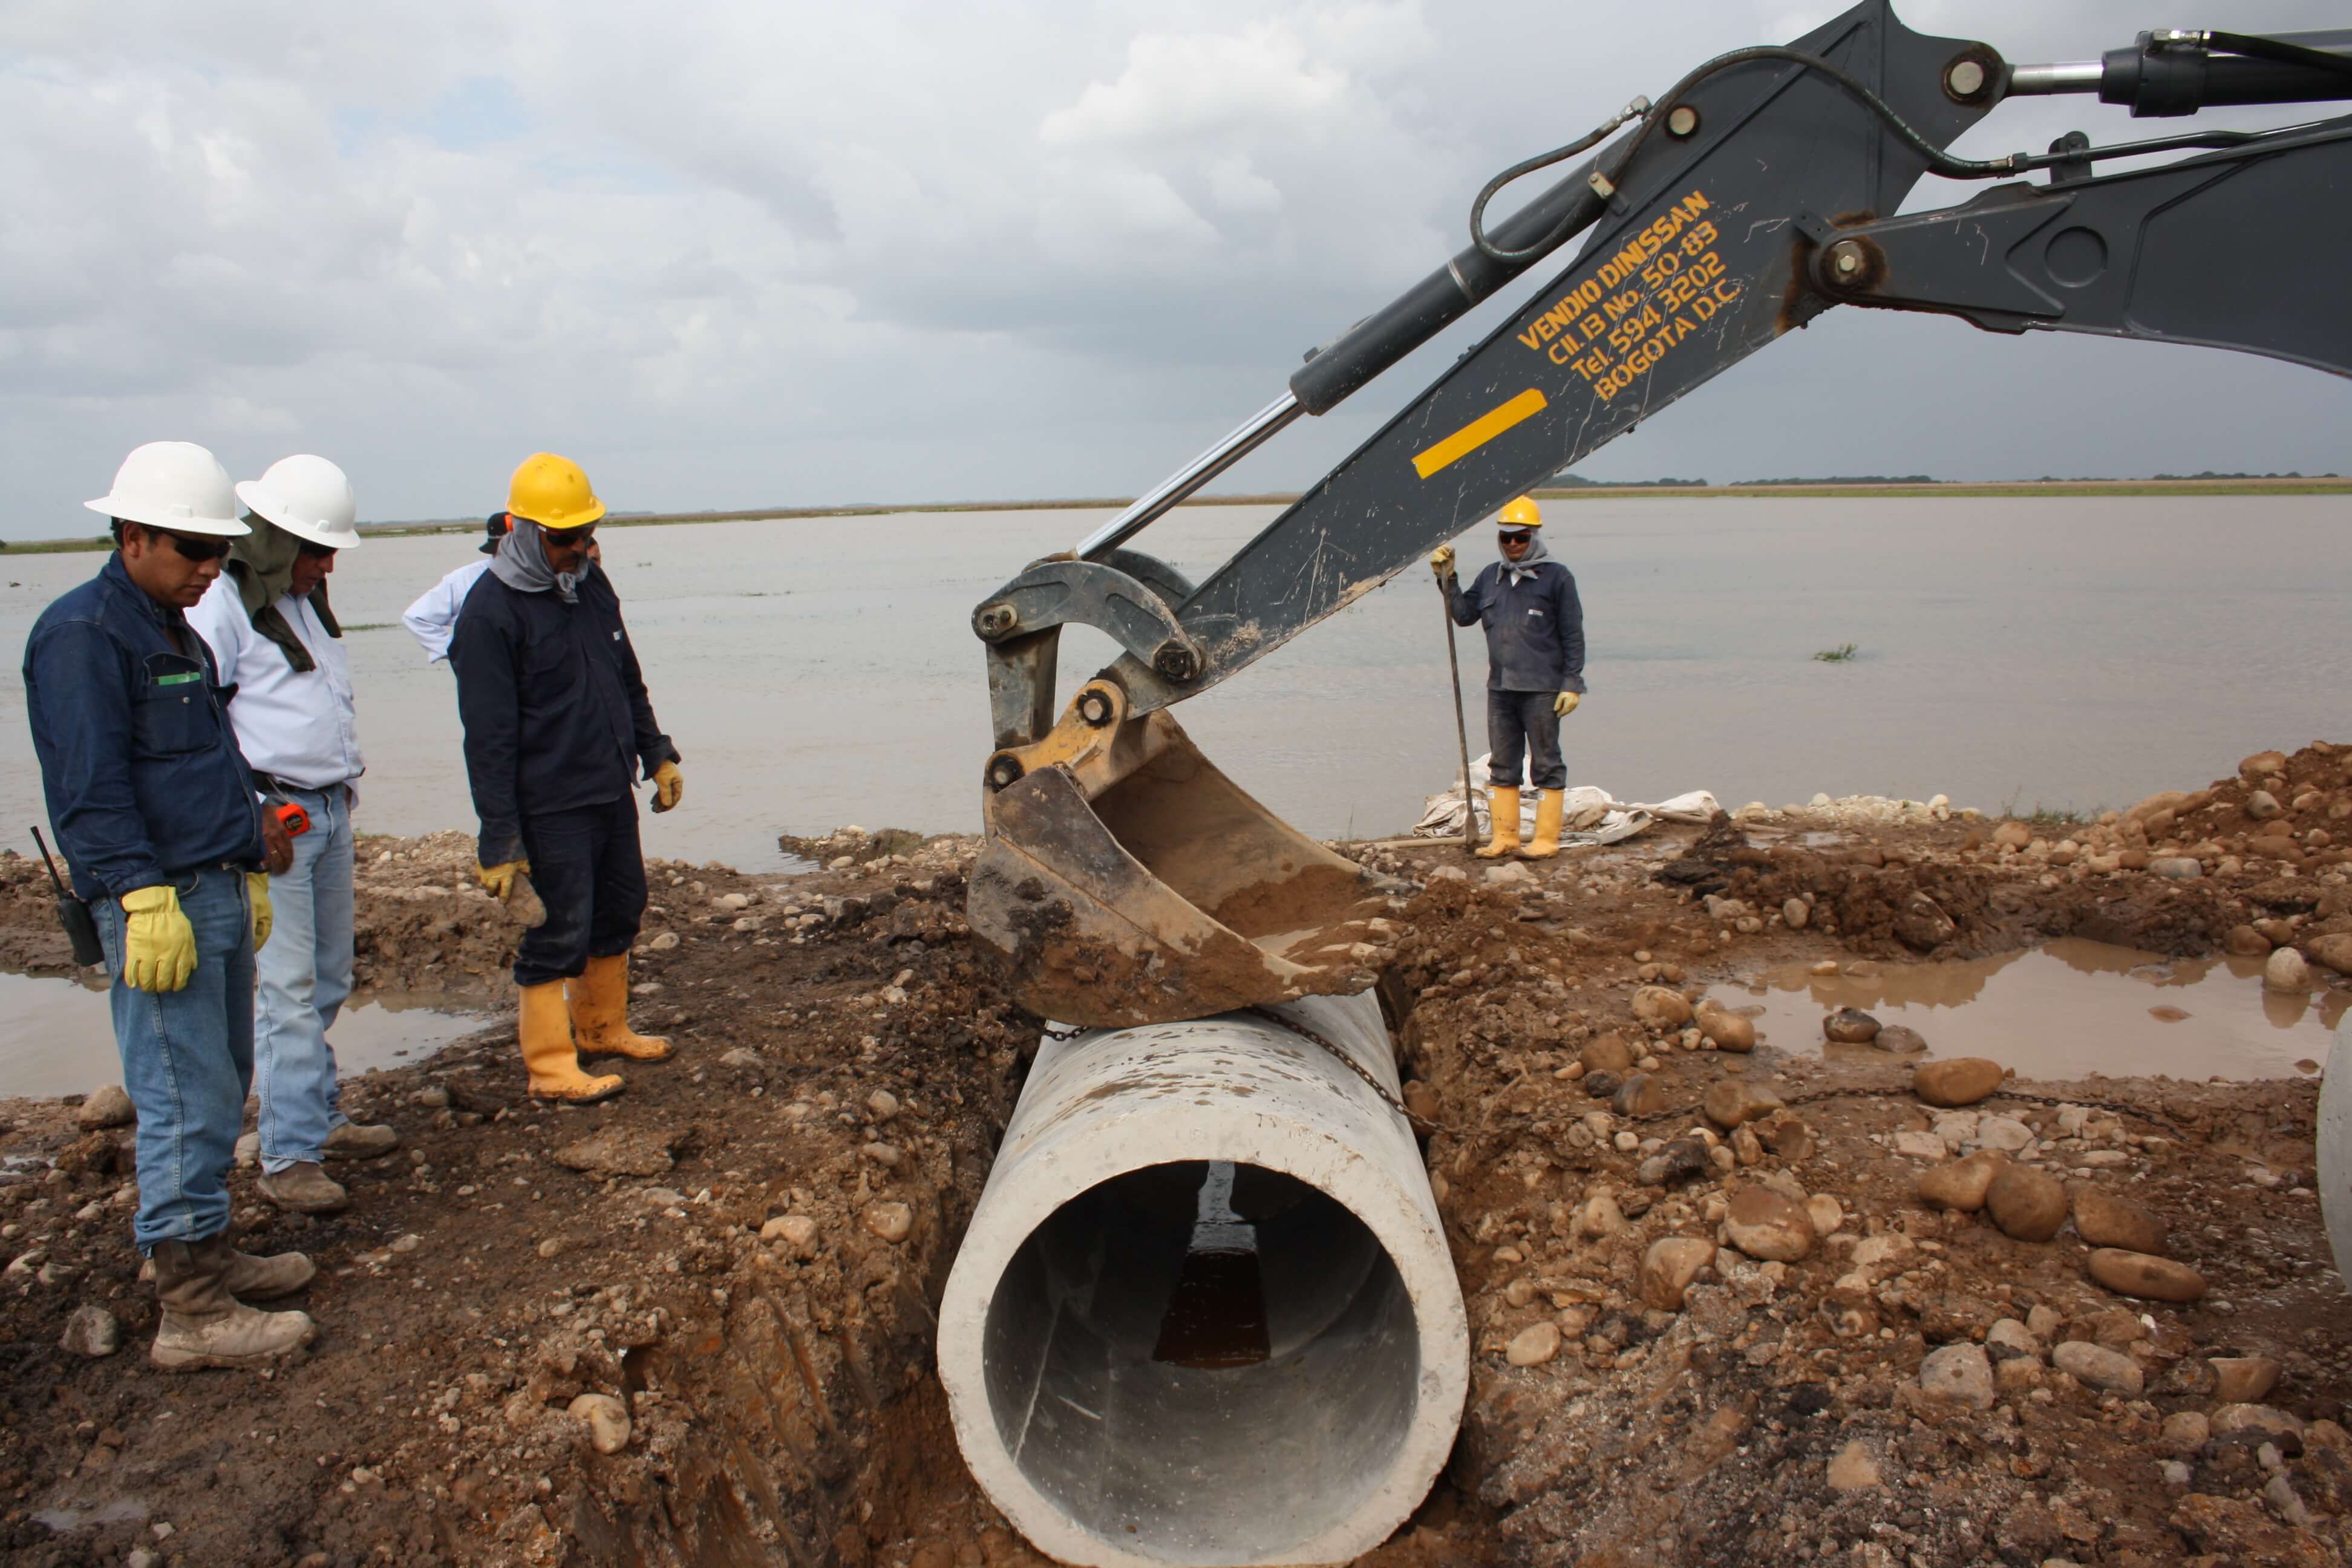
[
  {"xmin": 2088, "ymin": 1247, "xmax": 2206, "ymax": 1302},
  {"xmin": 1985, "ymin": 1164, "xmax": 2068, "ymax": 1242},
  {"xmin": 2071, "ymin": 1186, "xmax": 2168, "ymax": 1256},
  {"xmin": 1822, "ymin": 1007, "xmax": 1880, "ymax": 1044},
  {"xmin": 1913, "ymin": 1057, "xmax": 2005, "ymax": 1108}
]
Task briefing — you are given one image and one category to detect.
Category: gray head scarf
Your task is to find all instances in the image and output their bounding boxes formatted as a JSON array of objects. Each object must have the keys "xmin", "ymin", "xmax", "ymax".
[
  {"xmin": 489, "ymin": 520, "xmax": 579, "ymax": 604},
  {"xmin": 1500, "ymin": 528, "xmax": 1550, "ymax": 584},
  {"xmin": 224, "ymin": 515, "xmax": 340, "ymax": 671}
]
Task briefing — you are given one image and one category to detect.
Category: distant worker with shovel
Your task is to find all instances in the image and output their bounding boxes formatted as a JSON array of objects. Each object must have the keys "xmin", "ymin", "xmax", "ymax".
[
  {"xmin": 449, "ymin": 453, "xmax": 684, "ymax": 1103},
  {"xmin": 1431, "ymin": 495, "xmax": 1586, "ymax": 859}
]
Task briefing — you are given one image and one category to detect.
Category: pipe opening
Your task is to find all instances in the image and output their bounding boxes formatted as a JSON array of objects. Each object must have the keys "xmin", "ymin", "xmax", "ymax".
[{"xmin": 982, "ymin": 1158, "xmax": 1420, "ymax": 1560}]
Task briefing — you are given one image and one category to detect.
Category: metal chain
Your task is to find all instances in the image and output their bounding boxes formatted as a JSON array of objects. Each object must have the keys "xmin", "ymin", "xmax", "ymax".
[
  {"xmin": 1036, "ymin": 1020, "xmax": 2186, "ymax": 1143},
  {"xmin": 1243, "ymin": 1006, "xmax": 1425, "ymax": 1126},
  {"xmin": 1976, "ymin": 1089, "xmax": 2189, "ymax": 1140},
  {"xmin": 1610, "ymin": 1080, "xmax": 2189, "ymax": 1138}
]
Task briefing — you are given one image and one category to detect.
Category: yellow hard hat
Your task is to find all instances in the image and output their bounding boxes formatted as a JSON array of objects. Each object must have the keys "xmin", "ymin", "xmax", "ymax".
[
  {"xmin": 1497, "ymin": 495, "xmax": 1543, "ymax": 529},
  {"xmin": 506, "ymin": 452, "xmax": 606, "ymax": 532}
]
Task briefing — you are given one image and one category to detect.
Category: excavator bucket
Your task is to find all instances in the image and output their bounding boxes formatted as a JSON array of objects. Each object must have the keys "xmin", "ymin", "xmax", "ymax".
[{"xmin": 969, "ymin": 681, "xmax": 1401, "ymax": 1028}]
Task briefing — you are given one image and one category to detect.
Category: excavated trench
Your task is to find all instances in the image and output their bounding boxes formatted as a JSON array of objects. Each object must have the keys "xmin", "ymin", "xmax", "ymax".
[
  {"xmin": 14, "ymin": 759, "xmax": 2352, "ymax": 1567},
  {"xmin": 560, "ymin": 992, "xmax": 1475, "ymax": 1568}
]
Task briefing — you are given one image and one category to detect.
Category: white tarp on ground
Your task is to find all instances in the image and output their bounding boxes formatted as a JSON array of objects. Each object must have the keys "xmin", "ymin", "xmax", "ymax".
[{"xmin": 1411, "ymin": 753, "xmax": 1719, "ymax": 846}]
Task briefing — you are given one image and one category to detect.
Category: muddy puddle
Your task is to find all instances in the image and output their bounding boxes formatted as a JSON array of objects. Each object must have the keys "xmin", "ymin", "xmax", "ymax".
[
  {"xmin": 1712, "ymin": 935, "xmax": 2351, "ymax": 1081},
  {"xmin": 0, "ymin": 970, "xmax": 490, "ymax": 1099}
]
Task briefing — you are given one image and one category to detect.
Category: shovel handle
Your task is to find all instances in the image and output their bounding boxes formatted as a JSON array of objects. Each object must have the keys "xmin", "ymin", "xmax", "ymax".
[{"xmin": 1436, "ymin": 579, "xmax": 1477, "ymax": 854}]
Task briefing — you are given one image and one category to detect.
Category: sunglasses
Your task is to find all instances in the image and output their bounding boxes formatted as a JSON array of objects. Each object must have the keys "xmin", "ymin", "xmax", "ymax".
[
  {"xmin": 151, "ymin": 528, "xmax": 233, "ymax": 563},
  {"xmin": 1498, "ymin": 529, "xmax": 1534, "ymax": 546},
  {"xmin": 296, "ymin": 541, "xmax": 338, "ymax": 561},
  {"xmin": 540, "ymin": 524, "xmax": 596, "ymax": 546}
]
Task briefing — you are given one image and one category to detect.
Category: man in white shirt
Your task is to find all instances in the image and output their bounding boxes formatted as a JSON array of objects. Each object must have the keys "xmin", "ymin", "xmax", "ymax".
[
  {"xmin": 400, "ymin": 512, "xmax": 508, "ymax": 662},
  {"xmin": 188, "ymin": 455, "xmax": 396, "ymax": 1217}
]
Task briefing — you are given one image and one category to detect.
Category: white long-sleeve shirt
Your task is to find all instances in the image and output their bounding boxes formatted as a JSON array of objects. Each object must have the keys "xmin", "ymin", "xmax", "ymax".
[
  {"xmin": 186, "ymin": 575, "xmax": 365, "ymax": 789},
  {"xmin": 401, "ymin": 558, "xmax": 494, "ymax": 663}
]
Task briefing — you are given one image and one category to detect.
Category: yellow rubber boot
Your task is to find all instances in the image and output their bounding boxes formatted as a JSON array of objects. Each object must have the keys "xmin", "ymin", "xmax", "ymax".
[
  {"xmin": 1522, "ymin": 788, "xmax": 1567, "ymax": 859},
  {"xmin": 1475, "ymin": 786, "xmax": 1522, "ymax": 858},
  {"xmin": 569, "ymin": 954, "xmax": 675, "ymax": 1061},
  {"xmin": 518, "ymin": 981, "xmax": 624, "ymax": 1103}
]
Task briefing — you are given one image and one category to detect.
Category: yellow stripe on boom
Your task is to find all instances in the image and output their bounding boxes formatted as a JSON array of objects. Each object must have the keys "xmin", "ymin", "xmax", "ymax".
[{"xmin": 1410, "ymin": 388, "xmax": 1549, "ymax": 479}]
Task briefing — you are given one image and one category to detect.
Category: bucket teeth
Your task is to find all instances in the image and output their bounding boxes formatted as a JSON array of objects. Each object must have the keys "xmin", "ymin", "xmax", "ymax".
[{"xmin": 970, "ymin": 709, "xmax": 1389, "ymax": 1028}]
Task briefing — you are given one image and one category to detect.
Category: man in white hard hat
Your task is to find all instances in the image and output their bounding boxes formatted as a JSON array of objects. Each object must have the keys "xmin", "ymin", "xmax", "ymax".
[
  {"xmin": 189, "ymin": 456, "xmax": 396, "ymax": 1218},
  {"xmin": 22, "ymin": 441, "xmax": 314, "ymax": 1371}
]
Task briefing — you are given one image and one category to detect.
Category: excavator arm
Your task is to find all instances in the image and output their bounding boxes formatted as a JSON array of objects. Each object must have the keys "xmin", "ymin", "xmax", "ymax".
[{"xmin": 970, "ymin": 0, "xmax": 2352, "ymax": 1028}]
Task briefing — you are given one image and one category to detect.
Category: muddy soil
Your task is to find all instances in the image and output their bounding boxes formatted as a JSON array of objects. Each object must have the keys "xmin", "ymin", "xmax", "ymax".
[{"xmin": 2, "ymin": 746, "xmax": 2351, "ymax": 1567}]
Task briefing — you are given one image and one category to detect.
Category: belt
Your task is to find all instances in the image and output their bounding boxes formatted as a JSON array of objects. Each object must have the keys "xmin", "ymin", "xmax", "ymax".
[{"xmin": 253, "ymin": 773, "xmax": 348, "ymax": 799}]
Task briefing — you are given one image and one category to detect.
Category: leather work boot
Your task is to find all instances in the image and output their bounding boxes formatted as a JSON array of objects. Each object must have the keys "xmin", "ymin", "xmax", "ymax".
[
  {"xmin": 323, "ymin": 1122, "xmax": 400, "ymax": 1160},
  {"xmin": 569, "ymin": 953, "xmax": 674, "ymax": 1061},
  {"xmin": 148, "ymin": 1234, "xmax": 318, "ymax": 1371},
  {"xmin": 138, "ymin": 1234, "xmax": 315, "ymax": 1300},
  {"xmin": 1521, "ymin": 788, "xmax": 1566, "ymax": 859},
  {"xmin": 256, "ymin": 1160, "xmax": 349, "ymax": 1215},
  {"xmin": 519, "ymin": 980, "xmax": 624, "ymax": 1103},
  {"xmin": 1475, "ymin": 786, "xmax": 1522, "ymax": 858}
]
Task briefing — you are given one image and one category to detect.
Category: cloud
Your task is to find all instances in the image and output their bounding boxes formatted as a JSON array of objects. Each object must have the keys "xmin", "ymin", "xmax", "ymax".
[
  {"xmin": 3, "ymin": 0, "xmax": 2349, "ymax": 537},
  {"xmin": 1037, "ymin": 21, "xmax": 1353, "ymax": 146}
]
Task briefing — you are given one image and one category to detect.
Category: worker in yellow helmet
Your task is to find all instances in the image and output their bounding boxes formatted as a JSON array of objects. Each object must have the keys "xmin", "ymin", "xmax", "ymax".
[
  {"xmin": 1429, "ymin": 495, "xmax": 1587, "ymax": 858},
  {"xmin": 449, "ymin": 454, "xmax": 685, "ymax": 1103}
]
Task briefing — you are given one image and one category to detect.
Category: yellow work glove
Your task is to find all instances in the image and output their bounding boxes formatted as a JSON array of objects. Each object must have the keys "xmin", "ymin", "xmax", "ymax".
[
  {"xmin": 650, "ymin": 759, "xmax": 684, "ymax": 814},
  {"xmin": 247, "ymin": 872, "xmax": 273, "ymax": 952},
  {"xmin": 120, "ymin": 886, "xmax": 197, "ymax": 993},
  {"xmin": 478, "ymin": 860, "xmax": 530, "ymax": 902},
  {"xmin": 1555, "ymin": 691, "xmax": 1581, "ymax": 717},
  {"xmin": 1429, "ymin": 544, "xmax": 1455, "ymax": 578}
]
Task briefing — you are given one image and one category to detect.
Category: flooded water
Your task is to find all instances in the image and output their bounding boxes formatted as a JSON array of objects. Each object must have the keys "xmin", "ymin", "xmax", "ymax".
[
  {"xmin": 1713, "ymin": 936, "xmax": 2352, "ymax": 1082},
  {"xmin": 0, "ymin": 970, "xmax": 488, "ymax": 1100},
  {"xmin": 2, "ymin": 495, "xmax": 2347, "ymax": 871}
]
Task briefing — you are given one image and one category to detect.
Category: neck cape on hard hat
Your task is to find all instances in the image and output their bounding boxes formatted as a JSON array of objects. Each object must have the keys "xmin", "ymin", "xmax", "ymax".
[
  {"xmin": 225, "ymin": 516, "xmax": 340, "ymax": 673},
  {"xmin": 1500, "ymin": 529, "xmax": 1551, "ymax": 584},
  {"xmin": 489, "ymin": 521, "xmax": 580, "ymax": 604}
]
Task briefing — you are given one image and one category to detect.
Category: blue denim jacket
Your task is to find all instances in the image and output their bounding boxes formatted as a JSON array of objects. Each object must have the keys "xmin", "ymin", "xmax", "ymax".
[
  {"xmin": 23, "ymin": 555, "xmax": 268, "ymax": 900},
  {"xmin": 1449, "ymin": 559, "xmax": 1588, "ymax": 694}
]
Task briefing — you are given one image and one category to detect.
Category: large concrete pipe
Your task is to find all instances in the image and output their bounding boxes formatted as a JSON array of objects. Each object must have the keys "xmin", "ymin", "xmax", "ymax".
[
  {"xmin": 2321, "ymin": 1011, "xmax": 2352, "ymax": 1289},
  {"xmin": 938, "ymin": 991, "xmax": 1467, "ymax": 1567}
]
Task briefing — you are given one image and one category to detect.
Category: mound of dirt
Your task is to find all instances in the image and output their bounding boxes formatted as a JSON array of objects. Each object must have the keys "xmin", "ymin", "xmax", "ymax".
[{"xmin": 2, "ymin": 740, "xmax": 2349, "ymax": 1566}]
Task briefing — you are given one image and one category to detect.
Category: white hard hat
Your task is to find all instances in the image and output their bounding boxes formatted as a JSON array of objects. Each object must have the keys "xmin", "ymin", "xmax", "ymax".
[
  {"xmin": 237, "ymin": 454, "xmax": 361, "ymax": 550},
  {"xmin": 83, "ymin": 442, "xmax": 249, "ymax": 537}
]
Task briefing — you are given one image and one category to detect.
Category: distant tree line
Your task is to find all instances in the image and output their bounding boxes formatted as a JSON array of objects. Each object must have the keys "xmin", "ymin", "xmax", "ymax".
[
  {"xmin": 1546, "ymin": 472, "xmax": 1710, "ymax": 488},
  {"xmin": 2146, "ymin": 469, "xmax": 2333, "ymax": 480},
  {"xmin": 1730, "ymin": 475, "xmax": 1934, "ymax": 486}
]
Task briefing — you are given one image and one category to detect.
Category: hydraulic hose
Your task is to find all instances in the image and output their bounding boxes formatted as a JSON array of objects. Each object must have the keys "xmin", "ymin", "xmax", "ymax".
[
  {"xmin": 2203, "ymin": 31, "xmax": 2352, "ymax": 83},
  {"xmin": 1287, "ymin": 152, "xmax": 1620, "ymax": 416},
  {"xmin": 1298, "ymin": 38, "xmax": 2033, "ymax": 421}
]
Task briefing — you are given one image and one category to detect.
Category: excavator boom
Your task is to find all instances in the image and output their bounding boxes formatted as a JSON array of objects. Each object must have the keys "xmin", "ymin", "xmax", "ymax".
[{"xmin": 970, "ymin": 1, "xmax": 2352, "ymax": 1028}]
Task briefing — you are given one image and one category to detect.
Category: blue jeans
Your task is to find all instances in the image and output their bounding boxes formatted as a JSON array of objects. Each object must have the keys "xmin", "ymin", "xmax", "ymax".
[
  {"xmin": 256, "ymin": 785, "xmax": 356, "ymax": 1172},
  {"xmin": 92, "ymin": 866, "xmax": 256, "ymax": 1252},
  {"xmin": 1488, "ymin": 689, "xmax": 1566, "ymax": 790}
]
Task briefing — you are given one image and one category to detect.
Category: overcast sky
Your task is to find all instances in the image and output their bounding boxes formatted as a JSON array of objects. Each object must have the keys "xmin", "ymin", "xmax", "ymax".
[{"xmin": 5, "ymin": 0, "xmax": 2348, "ymax": 537}]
